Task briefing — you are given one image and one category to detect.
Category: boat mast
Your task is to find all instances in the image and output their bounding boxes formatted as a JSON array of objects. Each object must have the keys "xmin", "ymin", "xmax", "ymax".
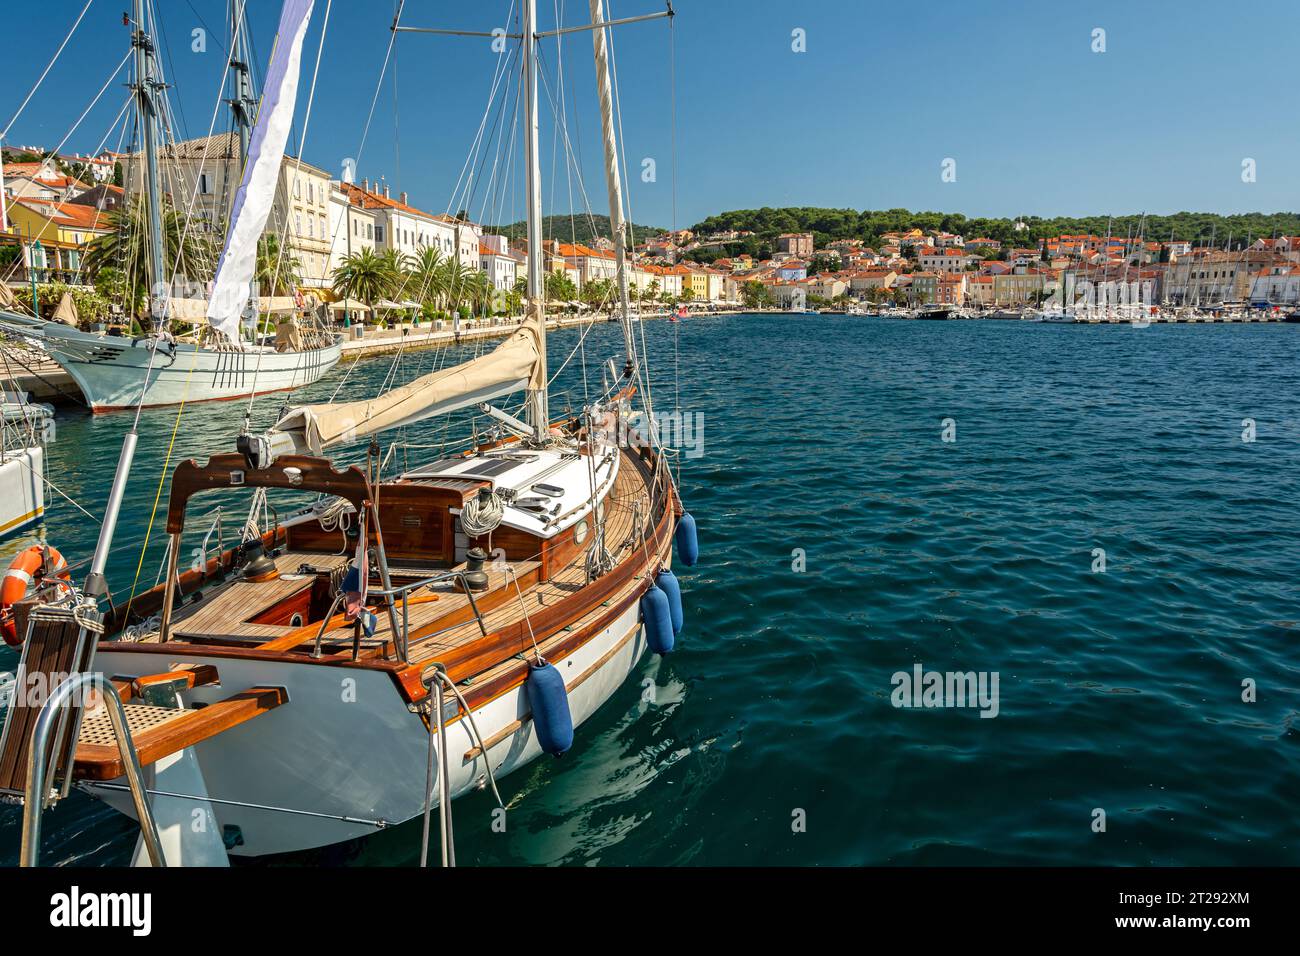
[
  {"xmin": 523, "ymin": 0, "xmax": 549, "ymax": 439},
  {"xmin": 86, "ymin": 0, "xmax": 162, "ymax": 599},
  {"xmin": 589, "ymin": 0, "xmax": 636, "ymax": 377},
  {"xmin": 132, "ymin": 0, "xmax": 166, "ymax": 328},
  {"xmin": 227, "ymin": 0, "xmax": 256, "ymax": 168}
]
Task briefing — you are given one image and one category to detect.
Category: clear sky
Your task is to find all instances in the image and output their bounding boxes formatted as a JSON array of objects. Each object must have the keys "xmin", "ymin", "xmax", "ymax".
[{"xmin": 6, "ymin": 0, "xmax": 1300, "ymax": 231}]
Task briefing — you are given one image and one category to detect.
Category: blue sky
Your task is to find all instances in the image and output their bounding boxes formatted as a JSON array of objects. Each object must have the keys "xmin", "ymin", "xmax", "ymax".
[{"xmin": 6, "ymin": 0, "xmax": 1300, "ymax": 230}]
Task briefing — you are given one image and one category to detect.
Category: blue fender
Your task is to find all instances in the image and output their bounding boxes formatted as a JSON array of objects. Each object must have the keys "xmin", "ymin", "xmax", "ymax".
[
  {"xmin": 640, "ymin": 584, "xmax": 675, "ymax": 654},
  {"xmin": 656, "ymin": 568, "xmax": 684, "ymax": 635},
  {"xmin": 675, "ymin": 512, "xmax": 699, "ymax": 567},
  {"xmin": 526, "ymin": 661, "xmax": 574, "ymax": 756}
]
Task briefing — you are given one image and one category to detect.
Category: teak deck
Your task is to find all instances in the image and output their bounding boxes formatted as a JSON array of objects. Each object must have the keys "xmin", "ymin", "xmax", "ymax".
[{"xmin": 118, "ymin": 446, "xmax": 665, "ymax": 688}]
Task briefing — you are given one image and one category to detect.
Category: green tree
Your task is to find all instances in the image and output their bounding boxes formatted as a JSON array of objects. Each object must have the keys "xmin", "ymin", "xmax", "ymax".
[
  {"xmin": 743, "ymin": 280, "xmax": 769, "ymax": 310},
  {"xmin": 544, "ymin": 269, "xmax": 577, "ymax": 305},
  {"xmin": 254, "ymin": 233, "xmax": 301, "ymax": 296},
  {"xmin": 331, "ymin": 248, "xmax": 395, "ymax": 316},
  {"xmin": 405, "ymin": 246, "xmax": 447, "ymax": 306},
  {"xmin": 81, "ymin": 198, "xmax": 217, "ymax": 317}
]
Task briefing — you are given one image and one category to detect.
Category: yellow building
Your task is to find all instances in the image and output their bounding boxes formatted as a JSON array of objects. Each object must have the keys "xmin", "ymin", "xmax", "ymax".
[
  {"xmin": 4, "ymin": 197, "xmax": 113, "ymax": 282},
  {"xmin": 686, "ymin": 268, "xmax": 709, "ymax": 300}
]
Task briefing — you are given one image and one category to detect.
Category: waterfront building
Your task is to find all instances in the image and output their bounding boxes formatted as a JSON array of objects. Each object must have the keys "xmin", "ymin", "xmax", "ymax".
[
  {"xmin": 908, "ymin": 271, "xmax": 939, "ymax": 305},
  {"xmin": 1248, "ymin": 263, "xmax": 1300, "ymax": 305},
  {"xmin": 134, "ymin": 132, "xmax": 334, "ymax": 288},
  {"xmin": 767, "ymin": 279, "xmax": 807, "ymax": 311},
  {"xmin": 992, "ymin": 267, "xmax": 1052, "ymax": 306},
  {"xmin": 917, "ymin": 247, "xmax": 976, "ymax": 274},
  {"xmin": 3, "ymin": 197, "xmax": 112, "ymax": 283},
  {"xmin": 965, "ymin": 274, "xmax": 995, "ymax": 306},
  {"xmin": 847, "ymin": 268, "xmax": 898, "ymax": 297},
  {"xmin": 479, "ymin": 234, "xmax": 518, "ymax": 292},
  {"xmin": 1162, "ymin": 250, "xmax": 1277, "ymax": 305}
]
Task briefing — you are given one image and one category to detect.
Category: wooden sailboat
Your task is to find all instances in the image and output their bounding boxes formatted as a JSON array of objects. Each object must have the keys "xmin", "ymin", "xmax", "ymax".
[
  {"xmin": 0, "ymin": 0, "xmax": 340, "ymax": 412},
  {"xmin": 0, "ymin": 0, "xmax": 692, "ymax": 866}
]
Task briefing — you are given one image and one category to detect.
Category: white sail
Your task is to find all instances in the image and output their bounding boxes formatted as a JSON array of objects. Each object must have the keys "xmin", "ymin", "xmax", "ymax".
[
  {"xmin": 271, "ymin": 312, "xmax": 544, "ymax": 454},
  {"xmin": 206, "ymin": 0, "xmax": 315, "ymax": 344}
]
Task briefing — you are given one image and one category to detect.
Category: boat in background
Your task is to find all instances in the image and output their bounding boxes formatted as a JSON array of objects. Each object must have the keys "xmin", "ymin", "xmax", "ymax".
[
  {"xmin": 0, "ymin": 390, "xmax": 54, "ymax": 538},
  {"xmin": 914, "ymin": 304, "xmax": 953, "ymax": 320},
  {"xmin": 0, "ymin": 0, "xmax": 340, "ymax": 412}
]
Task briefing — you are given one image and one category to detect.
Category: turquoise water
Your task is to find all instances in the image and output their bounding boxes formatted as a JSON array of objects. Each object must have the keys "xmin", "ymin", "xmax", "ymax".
[{"xmin": 3, "ymin": 314, "xmax": 1299, "ymax": 865}]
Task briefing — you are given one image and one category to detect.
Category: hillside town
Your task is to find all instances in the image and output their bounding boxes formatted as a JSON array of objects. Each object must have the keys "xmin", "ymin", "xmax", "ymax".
[
  {"xmin": 4, "ymin": 138, "xmax": 1300, "ymax": 328},
  {"xmin": 645, "ymin": 226, "xmax": 1300, "ymax": 314}
]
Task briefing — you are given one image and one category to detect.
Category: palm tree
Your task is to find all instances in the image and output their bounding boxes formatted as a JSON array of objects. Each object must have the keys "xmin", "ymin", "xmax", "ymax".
[
  {"xmin": 407, "ymin": 246, "xmax": 446, "ymax": 307},
  {"xmin": 82, "ymin": 198, "xmax": 217, "ymax": 315},
  {"xmin": 332, "ymin": 248, "xmax": 394, "ymax": 317},
  {"xmin": 466, "ymin": 269, "xmax": 493, "ymax": 316},
  {"xmin": 545, "ymin": 269, "xmax": 577, "ymax": 306},
  {"xmin": 378, "ymin": 248, "xmax": 411, "ymax": 300},
  {"xmin": 254, "ymin": 233, "xmax": 302, "ymax": 297},
  {"xmin": 440, "ymin": 259, "xmax": 474, "ymax": 316}
]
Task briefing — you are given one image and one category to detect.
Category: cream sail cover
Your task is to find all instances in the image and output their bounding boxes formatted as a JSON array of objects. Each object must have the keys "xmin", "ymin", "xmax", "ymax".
[{"xmin": 271, "ymin": 315, "xmax": 544, "ymax": 454}]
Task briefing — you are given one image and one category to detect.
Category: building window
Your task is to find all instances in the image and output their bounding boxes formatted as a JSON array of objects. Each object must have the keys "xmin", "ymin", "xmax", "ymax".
[
  {"xmin": 199, "ymin": 172, "xmax": 210, "ymax": 194},
  {"xmin": 294, "ymin": 178, "xmax": 300, "ymax": 199},
  {"xmin": 296, "ymin": 213, "xmax": 302, "ymax": 235}
]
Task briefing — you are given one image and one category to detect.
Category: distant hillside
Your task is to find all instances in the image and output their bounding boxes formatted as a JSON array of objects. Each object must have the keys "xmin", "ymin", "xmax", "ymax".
[
  {"xmin": 689, "ymin": 207, "xmax": 1300, "ymax": 250},
  {"xmin": 487, "ymin": 213, "xmax": 662, "ymax": 246}
]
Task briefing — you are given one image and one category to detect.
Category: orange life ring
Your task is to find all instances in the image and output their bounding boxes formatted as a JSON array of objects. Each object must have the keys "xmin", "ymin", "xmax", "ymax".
[{"xmin": 1, "ymin": 545, "xmax": 71, "ymax": 646}]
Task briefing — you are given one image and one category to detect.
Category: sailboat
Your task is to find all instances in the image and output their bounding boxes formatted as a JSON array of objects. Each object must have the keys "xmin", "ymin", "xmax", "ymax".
[
  {"xmin": 1, "ymin": 0, "xmax": 693, "ymax": 866},
  {"xmin": 0, "ymin": 0, "xmax": 340, "ymax": 411}
]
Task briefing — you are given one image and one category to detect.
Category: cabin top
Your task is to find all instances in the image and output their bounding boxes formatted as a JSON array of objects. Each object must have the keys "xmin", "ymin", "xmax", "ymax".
[{"xmin": 399, "ymin": 444, "xmax": 618, "ymax": 540}]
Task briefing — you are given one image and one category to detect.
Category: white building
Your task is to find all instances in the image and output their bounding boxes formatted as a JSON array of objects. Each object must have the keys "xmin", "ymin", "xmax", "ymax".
[{"xmin": 479, "ymin": 234, "xmax": 517, "ymax": 292}]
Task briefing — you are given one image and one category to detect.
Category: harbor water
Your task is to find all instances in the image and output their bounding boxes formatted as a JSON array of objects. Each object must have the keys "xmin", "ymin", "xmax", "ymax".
[{"xmin": 2, "ymin": 313, "xmax": 1298, "ymax": 865}]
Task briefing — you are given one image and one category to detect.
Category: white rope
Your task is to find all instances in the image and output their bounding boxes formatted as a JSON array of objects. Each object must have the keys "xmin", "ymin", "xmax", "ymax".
[{"xmin": 460, "ymin": 489, "xmax": 504, "ymax": 537}]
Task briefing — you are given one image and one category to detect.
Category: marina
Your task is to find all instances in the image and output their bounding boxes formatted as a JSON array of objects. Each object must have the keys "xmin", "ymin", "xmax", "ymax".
[
  {"xmin": 4, "ymin": 312, "xmax": 1299, "ymax": 869},
  {"xmin": 0, "ymin": 0, "xmax": 1294, "ymax": 932}
]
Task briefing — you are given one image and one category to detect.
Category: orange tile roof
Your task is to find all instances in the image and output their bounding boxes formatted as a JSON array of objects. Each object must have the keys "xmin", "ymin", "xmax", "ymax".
[{"xmin": 13, "ymin": 197, "xmax": 111, "ymax": 230}]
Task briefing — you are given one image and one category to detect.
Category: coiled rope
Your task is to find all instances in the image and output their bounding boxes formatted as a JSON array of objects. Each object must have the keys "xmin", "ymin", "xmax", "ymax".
[{"xmin": 460, "ymin": 489, "xmax": 504, "ymax": 537}]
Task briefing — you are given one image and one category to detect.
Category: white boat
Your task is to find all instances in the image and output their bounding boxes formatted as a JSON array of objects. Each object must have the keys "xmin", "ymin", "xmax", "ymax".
[
  {"xmin": 0, "ymin": 0, "xmax": 340, "ymax": 412},
  {"xmin": 0, "ymin": 391, "xmax": 54, "ymax": 537},
  {"xmin": 2, "ymin": 0, "xmax": 692, "ymax": 868},
  {"xmin": 0, "ymin": 316, "xmax": 340, "ymax": 411}
]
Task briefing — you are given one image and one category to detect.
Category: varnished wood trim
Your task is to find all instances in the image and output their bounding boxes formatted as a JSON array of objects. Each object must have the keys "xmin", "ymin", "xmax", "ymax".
[{"xmin": 73, "ymin": 686, "xmax": 288, "ymax": 781}]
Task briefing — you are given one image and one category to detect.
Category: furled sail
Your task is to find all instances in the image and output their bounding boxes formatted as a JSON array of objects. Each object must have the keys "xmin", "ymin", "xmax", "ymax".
[
  {"xmin": 270, "ymin": 315, "xmax": 544, "ymax": 454},
  {"xmin": 206, "ymin": 0, "xmax": 315, "ymax": 344}
]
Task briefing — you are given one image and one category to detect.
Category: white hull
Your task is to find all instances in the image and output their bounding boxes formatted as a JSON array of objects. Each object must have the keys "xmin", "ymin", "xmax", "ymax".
[
  {"xmin": 0, "ymin": 446, "xmax": 44, "ymax": 537},
  {"xmin": 0, "ymin": 312, "xmax": 341, "ymax": 411},
  {"xmin": 88, "ymin": 599, "xmax": 647, "ymax": 858}
]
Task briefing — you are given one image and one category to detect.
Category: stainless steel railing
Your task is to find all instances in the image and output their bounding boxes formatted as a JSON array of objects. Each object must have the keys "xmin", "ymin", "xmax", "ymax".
[{"xmin": 21, "ymin": 672, "xmax": 165, "ymax": 867}]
